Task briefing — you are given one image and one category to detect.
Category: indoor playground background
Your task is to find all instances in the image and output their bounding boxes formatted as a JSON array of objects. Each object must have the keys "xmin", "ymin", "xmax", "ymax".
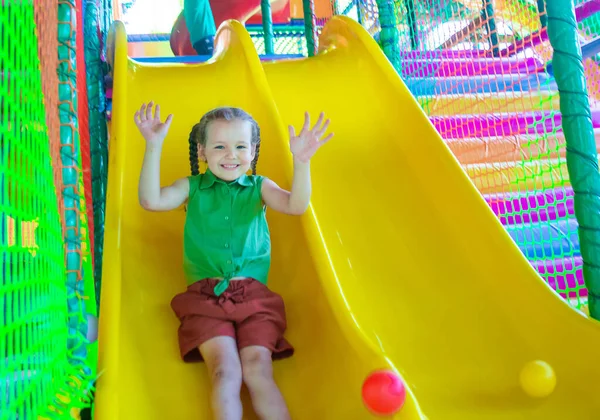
[{"xmin": 1, "ymin": 0, "xmax": 599, "ymax": 418}]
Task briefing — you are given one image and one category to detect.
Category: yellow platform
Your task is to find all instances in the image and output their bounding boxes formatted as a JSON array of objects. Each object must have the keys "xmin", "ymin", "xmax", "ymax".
[{"xmin": 95, "ymin": 16, "xmax": 600, "ymax": 420}]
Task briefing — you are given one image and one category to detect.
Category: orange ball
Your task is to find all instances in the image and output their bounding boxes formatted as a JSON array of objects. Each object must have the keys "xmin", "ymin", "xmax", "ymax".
[{"xmin": 362, "ymin": 370, "xmax": 406, "ymax": 416}]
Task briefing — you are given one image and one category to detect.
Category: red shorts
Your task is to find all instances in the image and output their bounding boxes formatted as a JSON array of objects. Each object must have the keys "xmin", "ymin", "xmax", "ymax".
[{"xmin": 170, "ymin": 278, "xmax": 294, "ymax": 362}]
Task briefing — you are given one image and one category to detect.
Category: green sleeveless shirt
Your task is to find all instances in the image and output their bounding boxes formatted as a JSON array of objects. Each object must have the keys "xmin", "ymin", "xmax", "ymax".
[{"xmin": 183, "ymin": 170, "xmax": 271, "ymax": 296}]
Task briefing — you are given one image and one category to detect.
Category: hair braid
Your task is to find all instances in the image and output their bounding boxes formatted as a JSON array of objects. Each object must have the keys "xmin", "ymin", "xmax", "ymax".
[
  {"xmin": 251, "ymin": 125, "xmax": 261, "ymax": 175},
  {"xmin": 188, "ymin": 123, "xmax": 201, "ymax": 176}
]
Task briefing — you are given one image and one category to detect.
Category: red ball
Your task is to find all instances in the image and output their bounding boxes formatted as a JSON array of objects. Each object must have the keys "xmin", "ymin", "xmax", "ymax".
[{"xmin": 362, "ymin": 370, "xmax": 406, "ymax": 416}]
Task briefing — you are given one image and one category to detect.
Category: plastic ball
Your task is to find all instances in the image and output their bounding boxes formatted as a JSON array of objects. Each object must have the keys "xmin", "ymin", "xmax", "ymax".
[
  {"xmin": 362, "ymin": 370, "xmax": 406, "ymax": 416},
  {"xmin": 519, "ymin": 360, "xmax": 556, "ymax": 398}
]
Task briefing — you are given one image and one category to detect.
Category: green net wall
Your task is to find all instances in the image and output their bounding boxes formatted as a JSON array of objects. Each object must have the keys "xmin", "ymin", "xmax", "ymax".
[
  {"xmin": 1, "ymin": 0, "xmax": 98, "ymax": 418},
  {"xmin": 249, "ymin": 25, "xmax": 308, "ymax": 55},
  {"xmin": 85, "ymin": 0, "xmax": 110, "ymax": 309},
  {"xmin": 0, "ymin": 3, "xmax": 71, "ymax": 419},
  {"xmin": 57, "ymin": 0, "xmax": 97, "ymax": 411}
]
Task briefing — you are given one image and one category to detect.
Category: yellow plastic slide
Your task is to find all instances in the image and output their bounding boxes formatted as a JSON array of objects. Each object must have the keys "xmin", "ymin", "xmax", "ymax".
[{"xmin": 95, "ymin": 16, "xmax": 600, "ymax": 420}]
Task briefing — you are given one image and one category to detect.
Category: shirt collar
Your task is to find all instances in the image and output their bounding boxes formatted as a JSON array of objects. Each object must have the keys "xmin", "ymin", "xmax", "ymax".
[{"xmin": 199, "ymin": 169, "xmax": 253, "ymax": 190}]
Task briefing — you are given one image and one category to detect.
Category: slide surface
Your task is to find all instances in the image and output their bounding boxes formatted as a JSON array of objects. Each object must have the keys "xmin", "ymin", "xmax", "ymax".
[{"xmin": 96, "ymin": 16, "xmax": 600, "ymax": 419}]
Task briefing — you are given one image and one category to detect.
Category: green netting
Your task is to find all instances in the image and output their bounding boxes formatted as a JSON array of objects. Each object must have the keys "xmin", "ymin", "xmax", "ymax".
[
  {"xmin": 84, "ymin": 0, "xmax": 110, "ymax": 310},
  {"xmin": 57, "ymin": 0, "xmax": 96, "ymax": 401},
  {"xmin": 249, "ymin": 26, "xmax": 309, "ymax": 55},
  {"xmin": 0, "ymin": 1, "xmax": 98, "ymax": 418},
  {"xmin": 0, "ymin": 3, "xmax": 71, "ymax": 419}
]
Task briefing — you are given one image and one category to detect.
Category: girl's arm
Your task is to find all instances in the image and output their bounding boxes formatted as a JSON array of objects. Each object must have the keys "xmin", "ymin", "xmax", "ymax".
[
  {"xmin": 262, "ymin": 112, "xmax": 333, "ymax": 215},
  {"xmin": 138, "ymin": 144, "xmax": 189, "ymax": 211},
  {"xmin": 261, "ymin": 160, "xmax": 311, "ymax": 216},
  {"xmin": 135, "ymin": 101, "xmax": 189, "ymax": 211}
]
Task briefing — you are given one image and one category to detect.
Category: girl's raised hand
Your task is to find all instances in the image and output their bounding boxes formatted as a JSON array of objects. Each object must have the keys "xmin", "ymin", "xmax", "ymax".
[
  {"xmin": 289, "ymin": 112, "xmax": 334, "ymax": 163},
  {"xmin": 134, "ymin": 101, "xmax": 174, "ymax": 146}
]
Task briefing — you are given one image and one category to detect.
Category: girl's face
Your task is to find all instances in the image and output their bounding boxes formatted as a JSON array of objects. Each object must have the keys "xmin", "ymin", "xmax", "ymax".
[{"xmin": 199, "ymin": 119, "xmax": 256, "ymax": 181}]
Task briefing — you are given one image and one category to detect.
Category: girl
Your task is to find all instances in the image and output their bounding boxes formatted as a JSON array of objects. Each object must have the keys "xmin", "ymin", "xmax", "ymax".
[{"xmin": 135, "ymin": 102, "xmax": 333, "ymax": 420}]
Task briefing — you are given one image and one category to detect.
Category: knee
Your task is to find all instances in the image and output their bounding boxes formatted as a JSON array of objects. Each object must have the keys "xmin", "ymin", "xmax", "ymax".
[
  {"xmin": 209, "ymin": 357, "xmax": 242, "ymax": 388},
  {"xmin": 241, "ymin": 348, "xmax": 273, "ymax": 388}
]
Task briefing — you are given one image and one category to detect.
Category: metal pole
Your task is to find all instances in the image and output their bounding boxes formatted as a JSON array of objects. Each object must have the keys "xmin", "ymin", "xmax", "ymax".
[
  {"xmin": 547, "ymin": 0, "xmax": 599, "ymax": 318},
  {"xmin": 375, "ymin": 0, "xmax": 401, "ymax": 72},
  {"xmin": 303, "ymin": 0, "xmax": 317, "ymax": 56},
  {"xmin": 482, "ymin": 0, "xmax": 499, "ymax": 57},
  {"xmin": 331, "ymin": 0, "xmax": 341, "ymax": 15},
  {"xmin": 261, "ymin": 0, "xmax": 274, "ymax": 55},
  {"xmin": 537, "ymin": 0, "xmax": 548, "ymax": 28},
  {"xmin": 355, "ymin": 0, "xmax": 363, "ymax": 25},
  {"xmin": 406, "ymin": 0, "xmax": 418, "ymax": 50}
]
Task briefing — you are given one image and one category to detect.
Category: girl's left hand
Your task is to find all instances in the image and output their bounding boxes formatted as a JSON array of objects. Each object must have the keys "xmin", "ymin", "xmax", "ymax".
[{"xmin": 289, "ymin": 112, "xmax": 334, "ymax": 163}]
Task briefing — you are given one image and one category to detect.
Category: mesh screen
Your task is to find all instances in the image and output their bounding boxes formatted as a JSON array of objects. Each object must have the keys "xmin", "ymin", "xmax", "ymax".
[
  {"xmin": 249, "ymin": 26, "xmax": 308, "ymax": 55},
  {"xmin": 380, "ymin": 0, "xmax": 596, "ymax": 308},
  {"xmin": 85, "ymin": 0, "xmax": 111, "ymax": 309},
  {"xmin": 1, "ymin": 0, "xmax": 98, "ymax": 417},
  {"xmin": 0, "ymin": 2, "xmax": 71, "ymax": 419}
]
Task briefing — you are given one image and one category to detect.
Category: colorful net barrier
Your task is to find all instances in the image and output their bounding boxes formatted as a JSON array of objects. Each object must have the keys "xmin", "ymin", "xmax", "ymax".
[
  {"xmin": 352, "ymin": 0, "xmax": 599, "ymax": 310},
  {"xmin": 1, "ymin": 0, "xmax": 101, "ymax": 417},
  {"xmin": 1, "ymin": 4, "xmax": 69, "ymax": 417}
]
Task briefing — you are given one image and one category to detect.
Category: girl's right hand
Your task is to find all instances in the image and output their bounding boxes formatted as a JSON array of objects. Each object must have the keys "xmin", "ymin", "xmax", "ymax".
[{"xmin": 134, "ymin": 101, "xmax": 174, "ymax": 146}]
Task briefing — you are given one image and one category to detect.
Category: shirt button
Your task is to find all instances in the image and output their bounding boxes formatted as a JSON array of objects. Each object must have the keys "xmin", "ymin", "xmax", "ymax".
[
  {"xmin": 227, "ymin": 260, "xmax": 232, "ymax": 264},
  {"xmin": 225, "ymin": 216, "xmax": 229, "ymax": 220},
  {"xmin": 224, "ymin": 243, "xmax": 229, "ymax": 248}
]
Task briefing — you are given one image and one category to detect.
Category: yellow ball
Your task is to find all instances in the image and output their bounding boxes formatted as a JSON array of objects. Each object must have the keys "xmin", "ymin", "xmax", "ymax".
[{"xmin": 519, "ymin": 360, "xmax": 556, "ymax": 398}]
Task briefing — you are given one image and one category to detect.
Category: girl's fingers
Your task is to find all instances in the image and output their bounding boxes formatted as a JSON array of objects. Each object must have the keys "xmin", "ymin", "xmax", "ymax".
[
  {"xmin": 139, "ymin": 103, "xmax": 147, "ymax": 121},
  {"xmin": 315, "ymin": 119, "xmax": 330, "ymax": 137},
  {"xmin": 155, "ymin": 104, "xmax": 161, "ymax": 121},
  {"xmin": 164, "ymin": 114, "xmax": 174, "ymax": 128},
  {"xmin": 301, "ymin": 112, "xmax": 310, "ymax": 134},
  {"xmin": 288, "ymin": 125, "xmax": 296, "ymax": 138},
  {"xmin": 312, "ymin": 112, "xmax": 324, "ymax": 132},
  {"xmin": 134, "ymin": 111, "xmax": 140, "ymax": 124},
  {"xmin": 146, "ymin": 101, "xmax": 154, "ymax": 120},
  {"xmin": 320, "ymin": 133, "xmax": 334, "ymax": 144}
]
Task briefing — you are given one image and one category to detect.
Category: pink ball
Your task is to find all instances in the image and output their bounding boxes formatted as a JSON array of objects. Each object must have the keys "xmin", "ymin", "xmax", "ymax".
[{"xmin": 362, "ymin": 370, "xmax": 406, "ymax": 416}]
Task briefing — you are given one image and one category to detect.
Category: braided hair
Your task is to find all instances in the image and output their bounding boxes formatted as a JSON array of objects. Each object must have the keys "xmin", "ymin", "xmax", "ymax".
[
  {"xmin": 188, "ymin": 107, "xmax": 261, "ymax": 176},
  {"xmin": 188, "ymin": 123, "xmax": 202, "ymax": 176}
]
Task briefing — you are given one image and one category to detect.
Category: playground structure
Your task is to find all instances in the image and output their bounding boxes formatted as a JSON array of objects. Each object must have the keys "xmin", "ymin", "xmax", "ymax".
[{"xmin": 2, "ymin": 0, "xmax": 600, "ymax": 418}]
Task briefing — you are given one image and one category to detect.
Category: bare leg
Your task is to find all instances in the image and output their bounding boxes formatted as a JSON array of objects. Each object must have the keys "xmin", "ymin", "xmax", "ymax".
[
  {"xmin": 240, "ymin": 346, "xmax": 290, "ymax": 420},
  {"xmin": 199, "ymin": 336, "xmax": 243, "ymax": 420}
]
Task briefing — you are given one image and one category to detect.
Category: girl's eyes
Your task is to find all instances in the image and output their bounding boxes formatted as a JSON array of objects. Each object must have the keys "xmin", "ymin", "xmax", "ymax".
[{"xmin": 214, "ymin": 145, "xmax": 247, "ymax": 150}]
